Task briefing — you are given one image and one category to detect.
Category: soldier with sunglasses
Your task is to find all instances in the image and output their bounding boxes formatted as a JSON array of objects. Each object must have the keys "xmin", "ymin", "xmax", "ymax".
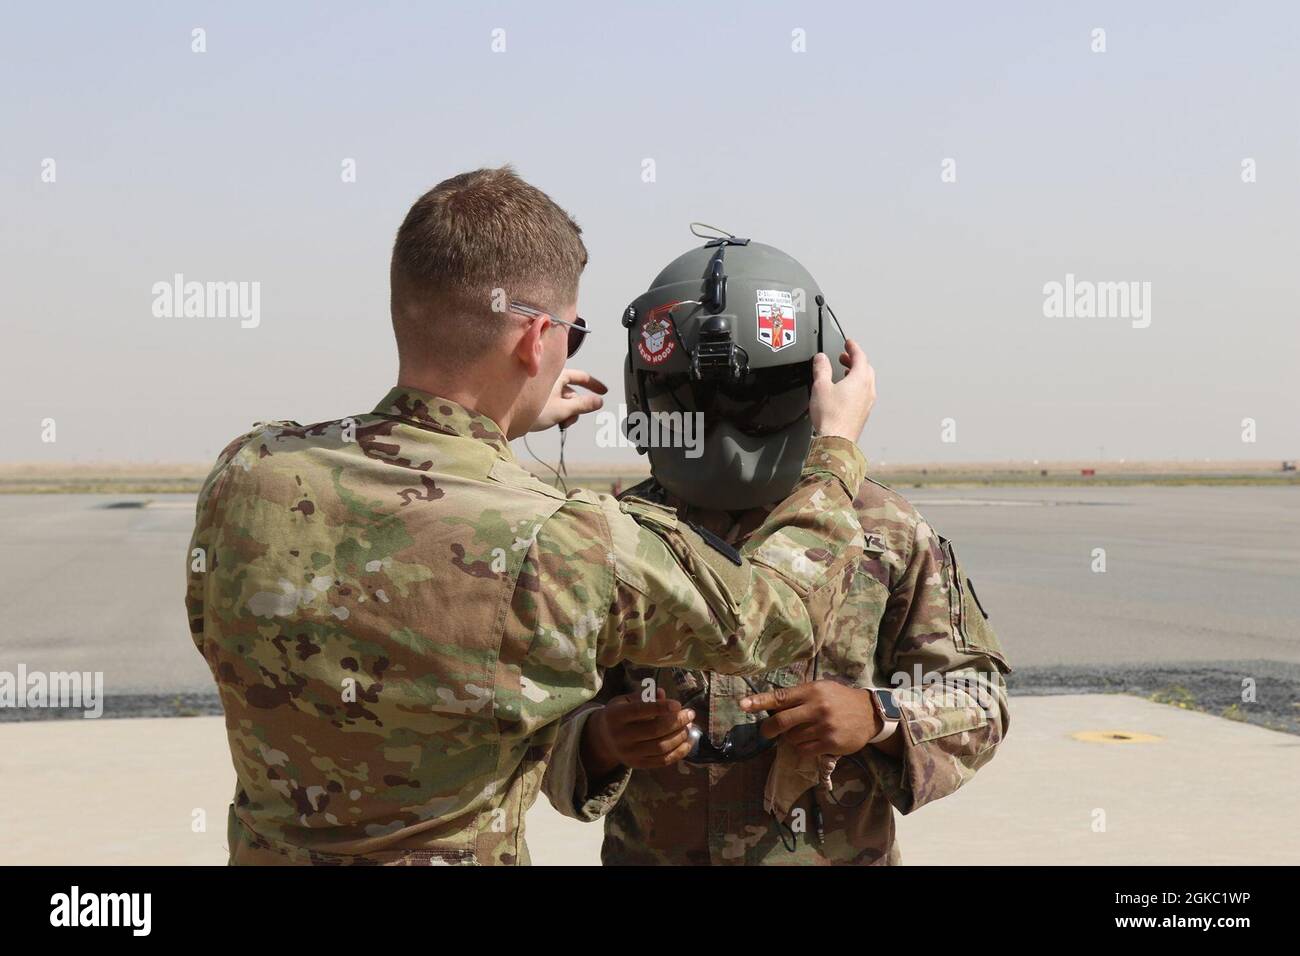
[
  {"xmin": 186, "ymin": 172, "xmax": 880, "ymax": 866},
  {"xmin": 542, "ymin": 234, "xmax": 1012, "ymax": 864}
]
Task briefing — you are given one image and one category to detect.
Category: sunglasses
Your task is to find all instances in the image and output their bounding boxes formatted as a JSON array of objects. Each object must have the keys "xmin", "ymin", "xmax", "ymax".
[
  {"xmin": 678, "ymin": 678, "xmax": 778, "ymax": 766},
  {"xmin": 508, "ymin": 301, "xmax": 590, "ymax": 358},
  {"xmin": 685, "ymin": 720, "xmax": 775, "ymax": 765}
]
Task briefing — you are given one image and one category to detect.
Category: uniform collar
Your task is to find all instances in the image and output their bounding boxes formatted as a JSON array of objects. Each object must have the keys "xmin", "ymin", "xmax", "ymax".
[
  {"xmin": 637, "ymin": 479, "xmax": 772, "ymax": 543},
  {"xmin": 372, "ymin": 386, "xmax": 514, "ymax": 461}
]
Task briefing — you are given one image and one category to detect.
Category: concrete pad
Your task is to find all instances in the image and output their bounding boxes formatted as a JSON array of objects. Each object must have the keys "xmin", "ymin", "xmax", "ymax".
[
  {"xmin": 0, "ymin": 715, "xmax": 602, "ymax": 866},
  {"xmin": 1, "ymin": 695, "xmax": 1294, "ymax": 866},
  {"xmin": 0, "ymin": 716, "xmax": 233, "ymax": 866},
  {"xmin": 894, "ymin": 693, "xmax": 1299, "ymax": 865}
]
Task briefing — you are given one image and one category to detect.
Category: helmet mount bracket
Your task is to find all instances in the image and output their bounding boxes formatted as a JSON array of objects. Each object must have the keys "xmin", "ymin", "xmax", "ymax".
[
  {"xmin": 702, "ymin": 256, "xmax": 727, "ymax": 313},
  {"xmin": 689, "ymin": 314, "xmax": 748, "ymax": 383}
]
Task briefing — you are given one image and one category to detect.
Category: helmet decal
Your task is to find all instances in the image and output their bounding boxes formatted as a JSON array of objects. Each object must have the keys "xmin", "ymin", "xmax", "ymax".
[
  {"xmin": 756, "ymin": 289, "xmax": 797, "ymax": 352},
  {"xmin": 637, "ymin": 302, "xmax": 679, "ymax": 364}
]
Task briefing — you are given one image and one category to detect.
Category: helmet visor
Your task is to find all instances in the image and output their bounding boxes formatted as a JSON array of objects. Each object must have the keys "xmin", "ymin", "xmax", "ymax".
[{"xmin": 642, "ymin": 363, "xmax": 812, "ymax": 437}]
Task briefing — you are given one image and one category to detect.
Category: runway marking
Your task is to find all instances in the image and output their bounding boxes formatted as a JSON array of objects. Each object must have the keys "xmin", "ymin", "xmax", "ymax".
[
  {"xmin": 1071, "ymin": 730, "xmax": 1163, "ymax": 744},
  {"xmin": 913, "ymin": 499, "xmax": 1124, "ymax": 507},
  {"xmin": 913, "ymin": 499, "xmax": 1043, "ymax": 507},
  {"xmin": 98, "ymin": 500, "xmax": 194, "ymax": 510}
]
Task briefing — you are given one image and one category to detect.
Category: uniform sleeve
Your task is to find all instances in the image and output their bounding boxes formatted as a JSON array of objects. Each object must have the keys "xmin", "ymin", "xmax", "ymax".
[
  {"xmin": 860, "ymin": 518, "xmax": 1012, "ymax": 814},
  {"xmin": 185, "ymin": 427, "xmax": 262, "ymax": 653},
  {"xmin": 595, "ymin": 436, "xmax": 868, "ymax": 675},
  {"xmin": 539, "ymin": 665, "xmax": 634, "ymax": 822}
]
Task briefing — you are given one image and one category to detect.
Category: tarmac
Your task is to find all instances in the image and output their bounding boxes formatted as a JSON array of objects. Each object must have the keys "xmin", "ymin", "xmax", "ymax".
[
  {"xmin": 3, "ymin": 694, "xmax": 1295, "ymax": 866},
  {"xmin": 1, "ymin": 486, "xmax": 1296, "ymax": 701}
]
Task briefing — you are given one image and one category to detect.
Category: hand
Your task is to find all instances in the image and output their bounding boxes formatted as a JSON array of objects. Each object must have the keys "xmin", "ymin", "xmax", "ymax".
[
  {"xmin": 738, "ymin": 680, "xmax": 880, "ymax": 757},
  {"xmin": 531, "ymin": 368, "xmax": 608, "ymax": 431},
  {"xmin": 581, "ymin": 689, "xmax": 696, "ymax": 778},
  {"xmin": 808, "ymin": 338, "xmax": 876, "ymax": 443}
]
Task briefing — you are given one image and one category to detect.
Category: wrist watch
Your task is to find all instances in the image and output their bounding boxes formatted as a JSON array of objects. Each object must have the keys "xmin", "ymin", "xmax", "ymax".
[{"xmin": 866, "ymin": 688, "xmax": 902, "ymax": 745}]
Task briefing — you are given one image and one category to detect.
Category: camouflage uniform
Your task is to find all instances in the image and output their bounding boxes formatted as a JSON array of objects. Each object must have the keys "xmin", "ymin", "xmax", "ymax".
[
  {"xmin": 185, "ymin": 386, "xmax": 868, "ymax": 865},
  {"xmin": 541, "ymin": 477, "xmax": 1011, "ymax": 865}
]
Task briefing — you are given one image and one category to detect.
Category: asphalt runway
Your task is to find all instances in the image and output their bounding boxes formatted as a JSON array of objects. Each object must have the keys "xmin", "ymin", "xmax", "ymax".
[
  {"xmin": 1, "ymin": 485, "xmax": 1296, "ymax": 720},
  {"xmin": 907, "ymin": 485, "xmax": 1300, "ymax": 668}
]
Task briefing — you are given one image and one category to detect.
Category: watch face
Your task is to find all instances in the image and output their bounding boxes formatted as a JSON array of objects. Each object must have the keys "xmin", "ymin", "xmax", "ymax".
[{"xmin": 876, "ymin": 689, "xmax": 903, "ymax": 721}]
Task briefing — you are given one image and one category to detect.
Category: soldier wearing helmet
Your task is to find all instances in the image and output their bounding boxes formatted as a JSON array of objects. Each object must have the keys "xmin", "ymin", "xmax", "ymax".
[{"xmin": 543, "ymin": 229, "xmax": 1012, "ymax": 865}]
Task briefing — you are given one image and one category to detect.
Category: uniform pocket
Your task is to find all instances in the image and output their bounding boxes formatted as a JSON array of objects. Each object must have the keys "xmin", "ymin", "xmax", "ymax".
[
  {"xmin": 906, "ymin": 700, "xmax": 990, "ymax": 746},
  {"xmin": 938, "ymin": 536, "xmax": 1011, "ymax": 674}
]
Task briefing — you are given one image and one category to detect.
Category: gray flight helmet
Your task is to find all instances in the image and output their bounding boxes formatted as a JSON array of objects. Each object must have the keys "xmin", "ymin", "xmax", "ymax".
[{"xmin": 621, "ymin": 230, "xmax": 848, "ymax": 511}]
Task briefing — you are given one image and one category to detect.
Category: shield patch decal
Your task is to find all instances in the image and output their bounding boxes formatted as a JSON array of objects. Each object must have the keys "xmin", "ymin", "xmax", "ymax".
[
  {"xmin": 756, "ymin": 289, "xmax": 796, "ymax": 352},
  {"xmin": 637, "ymin": 302, "xmax": 679, "ymax": 365}
]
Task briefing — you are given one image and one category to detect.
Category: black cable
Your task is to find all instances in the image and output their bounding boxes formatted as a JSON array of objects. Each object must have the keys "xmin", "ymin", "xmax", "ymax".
[
  {"xmin": 521, "ymin": 430, "xmax": 568, "ymax": 495},
  {"xmin": 557, "ymin": 426, "xmax": 569, "ymax": 493},
  {"xmin": 822, "ymin": 753, "xmax": 872, "ymax": 809}
]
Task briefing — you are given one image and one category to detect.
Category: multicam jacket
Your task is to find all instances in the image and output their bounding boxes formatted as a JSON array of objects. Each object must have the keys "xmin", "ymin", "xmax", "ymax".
[
  {"xmin": 185, "ymin": 386, "xmax": 868, "ymax": 865},
  {"xmin": 541, "ymin": 476, "xmax": 1011, "ymax": 865}
]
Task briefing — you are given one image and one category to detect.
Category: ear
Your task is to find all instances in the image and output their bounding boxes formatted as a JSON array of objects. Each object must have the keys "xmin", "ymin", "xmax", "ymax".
[{"xmin": 512, "ymin": 314, "xmax": 547, "ymax": 377}]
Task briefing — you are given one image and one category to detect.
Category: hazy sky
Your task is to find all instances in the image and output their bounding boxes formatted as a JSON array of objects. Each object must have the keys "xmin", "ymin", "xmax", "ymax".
[{"xmin": 3, "ymin": 1, "xmax": 1297, "ymax": 466}]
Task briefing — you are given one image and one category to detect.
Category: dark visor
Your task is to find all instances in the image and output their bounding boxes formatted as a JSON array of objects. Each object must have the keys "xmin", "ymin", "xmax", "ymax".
[{"xmin": 642, "ymin": 363, "xmax": 812, "ymax": 437}]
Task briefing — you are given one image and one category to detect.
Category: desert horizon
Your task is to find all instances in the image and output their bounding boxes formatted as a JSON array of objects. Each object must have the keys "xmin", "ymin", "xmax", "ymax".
[{"xmin": 1, "ymin": 456, "xmax": 1295, "ymax": 494}]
